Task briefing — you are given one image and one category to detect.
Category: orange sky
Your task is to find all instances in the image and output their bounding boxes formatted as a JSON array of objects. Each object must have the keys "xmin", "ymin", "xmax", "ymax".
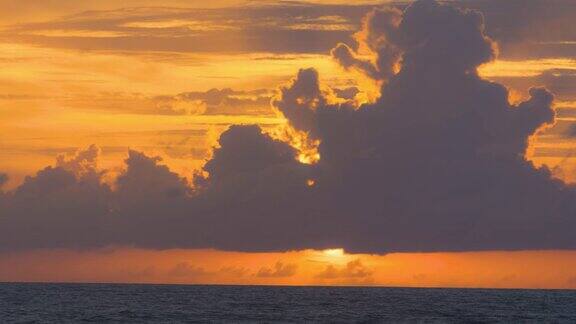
[
  {"xmin": 2, "ymin": 0, "xmax": 576, "ymax": 289},
  {"xmin": 2, "ymin": 249, "xmax": 576, "ymax": 289}
]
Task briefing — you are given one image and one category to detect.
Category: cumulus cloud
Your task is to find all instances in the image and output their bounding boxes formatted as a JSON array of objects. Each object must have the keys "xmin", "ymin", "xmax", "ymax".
[
  {"xmin": 2, "ymin": 0, "xmax": 576, "ymax": 254},
  {"xmin": 331, "ymin": 7, "xmax": 402, "ymax": 81},
  {"xmin": 201, "ymin": 125, "xmax": 299, "ymax": 182},
  {"xmin": 256, "ymin": 262, "xmax": 298, "ymax": 278},
  {"xmin": 191, "ymin": 125, "xmax": 316, "ymax": 252},
  {"xmin": 268, "ymin": 0, "xmax": 569, "ymax": 253},
  {"xmin": 272, "ymin": 68, "xmax": 356, "ymax": 140},
  {"xmin": 315, "ymin": 259, "xmax": 372, "ymax": 279},
  {"xmin": 116, "ymin": 150, "xmax": 190, "ymax": 203},
  {"xmin": 0, "ymin": 149, "xmax": 111, "ymax": 250},
  {"xmin": 55, "ymin": 144, "xmax": 103, "ymax": 180}
]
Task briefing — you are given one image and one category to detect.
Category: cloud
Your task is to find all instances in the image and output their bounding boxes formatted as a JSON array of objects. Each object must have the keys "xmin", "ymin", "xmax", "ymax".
[
  {"xmin": 537, "ymin": 69, "xmax": 576, "ymax": 101},
  {"xmin": 0, "ymin": 149, "xmax": 111, "ymax": 250},
  {"xmin": 268, "ymin": 0, "xmax": 570, "ymax": 253},
  {"xmin": 331, "ymin": 7, "xmax": 402, "ymax": 81},
  {"xmin": 55, "ymin": 144, "xmax": 102, "ymax": 179},
  {"xmin": 272, "ymin": 68, "xmax": 326, "ymax": 137},
  {"xmin": 3, "ymin": 3, "xmax": 364, "ymax": 55},
  {"xmin": 201, "ymin": 125, "xmax": 300, "ymax": 182},
  {"xmin": 192, "ymin": 125, "xmax": 315, "ymax": 252},
  {"xmin": 4, "ymin": 0, "xmax": 576, "ymax": 61},
  {"xmin": 115, "ymin": 150, "xmax": 190, "ymax": 203},
  {"xmin": 2, "ymin": 0, "xmax": 576, "ymax": 254},
  {"xmin": 332, "ymin": 86, "xmax": 360, "ymax": 100},
  {"xmin": 256, "ymin": 261, "xmax": 298, "ymax": 278},
  {"xmin": 487, "ymin": 67, "xmax": 576, "ymax": 104},
  {"xmin": 154, "ymin": 88, "xmax": 274, "ymax": 116},
  {"xmin": 315, "ymin": 259, "xmax": 372, "ymax": 279},
  {"xmin": 272, "ymin": 68, "xmax": 356, "ymax": 140}
]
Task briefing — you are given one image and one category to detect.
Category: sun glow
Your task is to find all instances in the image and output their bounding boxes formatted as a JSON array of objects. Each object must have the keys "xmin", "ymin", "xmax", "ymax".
[
  {"xmin": 269, "ymin": 124, "xmax": 321, "ymax": 164},
  {"xmin": 323, "ymin": 248, "xmax": 345, "ymax": 258}
]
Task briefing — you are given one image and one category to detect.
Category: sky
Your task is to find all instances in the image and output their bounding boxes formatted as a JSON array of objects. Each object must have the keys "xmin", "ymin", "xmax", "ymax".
[{"xmin": 2, "ymin": 0, "xmax": 576, "ymax": 288}]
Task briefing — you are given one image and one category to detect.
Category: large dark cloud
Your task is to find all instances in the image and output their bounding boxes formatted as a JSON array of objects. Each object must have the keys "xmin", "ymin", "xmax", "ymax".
[
  {"xmin": 265, "ymin": 0, "xmax": 574, "ymax": 253},
  {"xmin": 2, "ymin": 0, "xmax": 576, "ymax": 253}
]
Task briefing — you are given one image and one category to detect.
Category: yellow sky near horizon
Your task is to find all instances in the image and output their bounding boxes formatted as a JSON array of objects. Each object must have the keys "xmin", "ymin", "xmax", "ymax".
[{"xmin": 2, "ymin": 248, "xmax": 576, "ymax": 289}]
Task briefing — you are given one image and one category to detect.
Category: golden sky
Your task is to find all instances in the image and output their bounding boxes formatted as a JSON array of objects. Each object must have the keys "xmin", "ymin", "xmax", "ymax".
[
  {"xmin": 2, "ymin": 249, "xmax": 576, "ymax": 289},
  {"xmin": 2, "ymin": 0, "xmax": 576, "ymax": 288}
]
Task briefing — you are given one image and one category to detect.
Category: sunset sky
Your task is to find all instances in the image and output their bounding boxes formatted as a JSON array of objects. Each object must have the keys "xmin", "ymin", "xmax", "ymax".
[{"xmin": 2, "ymin": 0, "xmax": 576, "ymax": 289}]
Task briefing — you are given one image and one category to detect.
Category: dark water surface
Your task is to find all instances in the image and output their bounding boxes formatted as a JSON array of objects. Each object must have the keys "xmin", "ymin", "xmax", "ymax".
[{"xmin": 1, "ymin": 283, "xmax": 575, "ymax": 323}]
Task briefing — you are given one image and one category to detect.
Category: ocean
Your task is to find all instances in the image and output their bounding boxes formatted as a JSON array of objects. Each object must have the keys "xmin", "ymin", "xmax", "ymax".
[{"xmin": 1, "ymin": 283, "xmax": 575, "ymax": 323}]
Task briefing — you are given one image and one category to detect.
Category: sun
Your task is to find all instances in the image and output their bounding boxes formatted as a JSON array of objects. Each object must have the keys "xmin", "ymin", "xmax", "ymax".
[{"xmin": 323, "ymin": 248, "xmax": 345, "ymax": 257}]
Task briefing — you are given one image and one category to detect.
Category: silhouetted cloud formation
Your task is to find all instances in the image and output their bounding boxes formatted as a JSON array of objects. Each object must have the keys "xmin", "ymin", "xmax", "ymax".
[
  {"xmin": 1, "ymin": 0, "xmax": 576, "ymax": 253},
  {"xmin": 331, "ymin": 7, "xmax": 402, "ymax": 81}
]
